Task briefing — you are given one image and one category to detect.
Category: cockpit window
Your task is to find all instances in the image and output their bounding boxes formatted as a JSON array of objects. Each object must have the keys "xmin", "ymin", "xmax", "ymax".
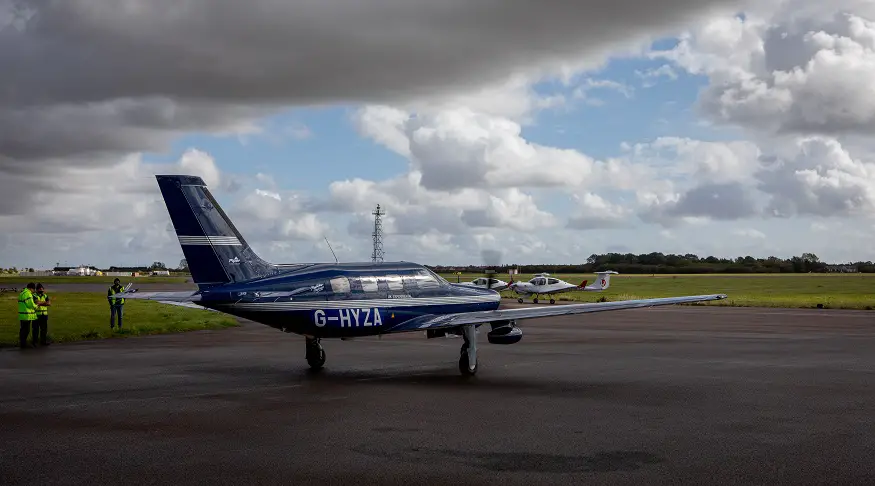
[
  {"xmin": 383, "ymin": 275, "xmax": 403, "ymax": 290},
  {"xmin": 426, "ymin": 269, "xmax": 449, "ymax": 285},
  {"xmin": 360, "ymin": 276, "xmax": 378, "ymax": 292},
  {"xmin": 330, "ymin": 277, "xmax": 350, "ymax": 293},
  {"xmin": 412, "ymin": 269, "xmax": 441, "ymax": 289}
]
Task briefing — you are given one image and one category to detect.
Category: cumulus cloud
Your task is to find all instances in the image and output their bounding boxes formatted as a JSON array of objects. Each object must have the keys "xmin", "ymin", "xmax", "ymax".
[
  {"xmin": 0, "ymin": 0, "xmax": 744, "ymax": 230},
  {"xmin": 757, "ymin": 136, "xmax": 875, "ymax": 218},
  {"xmin": 0, "ymin": 149, "xmax": 230, "ymax": 266},
  {"xmin": 353, "ymin": 105, "xmax": 665, "ymax": 192},
  {"xmin": 8, "ymin": 0, "xmax": 875, "ymax": 266},
  {"xmin": 656, "ymin": 1, "xmax": 875, "ymax": 136},
  {"xmin": 567, "ymin": 193, "xmax": 635, "ymax": 229}
]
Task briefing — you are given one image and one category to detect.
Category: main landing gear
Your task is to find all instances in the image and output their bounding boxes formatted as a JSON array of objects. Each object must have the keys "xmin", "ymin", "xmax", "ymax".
[
  {"xmin": 458, "ymin": 325, "xmax": 478, "ymax": 376},
  {"xmin": 305, "ymin": 337, "xmax": 325, "ymax": 370},
  {"xmin": 516, "ymin": 294, "xmax": 556, "ymax": 305}
]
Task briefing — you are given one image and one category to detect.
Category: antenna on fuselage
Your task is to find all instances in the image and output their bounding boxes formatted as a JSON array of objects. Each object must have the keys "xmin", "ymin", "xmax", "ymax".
[{"xmin": 324, "ymin": 236, "xmax": 338, "ymax": 264}]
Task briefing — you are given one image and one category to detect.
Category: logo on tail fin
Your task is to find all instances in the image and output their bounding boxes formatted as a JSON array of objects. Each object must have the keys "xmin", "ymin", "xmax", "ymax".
[{"xmin": 229, "ymin": 256, "xmax": 240, "ymax": 264}]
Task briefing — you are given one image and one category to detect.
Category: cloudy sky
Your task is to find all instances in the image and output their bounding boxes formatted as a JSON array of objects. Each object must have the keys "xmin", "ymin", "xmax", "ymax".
[{"xmin": 2, "ymin": 0, "xmax": 874, "ymax": 269}]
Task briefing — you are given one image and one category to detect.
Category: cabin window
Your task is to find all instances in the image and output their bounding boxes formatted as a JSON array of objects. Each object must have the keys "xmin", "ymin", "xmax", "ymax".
[
  {"xmin": 330, "ymin": 277, "xmax": 350, "ymax": 293},
  {"xmin": 360, "ymin": 276, "xmax": 379, "ymax": 292},
  {"xmin": 547, "ymin": 278, "xmax": 559, "ymax": 284},
  {"xmin": 383, "ymin": 275, "xmax": 403, "ymax": 290}
]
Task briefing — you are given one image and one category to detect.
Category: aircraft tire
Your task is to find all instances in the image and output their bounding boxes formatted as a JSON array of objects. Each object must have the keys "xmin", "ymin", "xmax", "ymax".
[
  {"xmin": 533, "ymin": 298, "xmax": 539, "ymax": 304},
  {"xmin": 550, "ymin": 299, "xmax": 555, "ymax": 304},
  {"xmin": 517, "ymin": 298, "xmax": 523, "ymax": 303},
  {"xmin": 307, "ymin": 347, "xmax": 326, "ymax": 369},
  {"xmin": 459, "ymin": 352, "xmax": 477, "ymax": 376}
]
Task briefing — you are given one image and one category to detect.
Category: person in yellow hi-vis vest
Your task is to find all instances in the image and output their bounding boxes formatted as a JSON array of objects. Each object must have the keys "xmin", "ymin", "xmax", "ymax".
[
  {"xmin": 17, "ymin": 282, "xmax": 37, "ymax": 348},
  {"xmin": 32, "ymin": 283, "xmax": 52, "ymax": 346},
  {"xmin": 108, "ymin": 278, "xmax": 125, "ymax": 330}
]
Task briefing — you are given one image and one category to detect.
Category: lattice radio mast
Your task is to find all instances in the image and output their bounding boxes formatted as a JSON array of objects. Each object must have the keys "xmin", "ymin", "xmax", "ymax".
[{"xmin": 371, "ymin": 204, "xmax": 385, "ymax": 263}]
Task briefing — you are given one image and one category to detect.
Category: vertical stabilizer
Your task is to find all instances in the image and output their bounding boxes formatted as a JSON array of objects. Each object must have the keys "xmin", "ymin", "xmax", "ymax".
[
  {"xmin": 586, "ymin": 271, "xmax": 618, "ymax": 290},
  {"xmin": 155, "ymin": 175, "xmax": 276, "ymax": 289}
]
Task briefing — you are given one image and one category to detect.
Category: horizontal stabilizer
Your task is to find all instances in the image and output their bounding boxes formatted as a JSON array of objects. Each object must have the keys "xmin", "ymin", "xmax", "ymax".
[{"xmin": 386, "ymin": 294, "xmax": 727, "ymax": 332}]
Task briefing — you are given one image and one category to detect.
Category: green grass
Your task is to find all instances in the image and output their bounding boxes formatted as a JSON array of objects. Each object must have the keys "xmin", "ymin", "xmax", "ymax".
[
  {"xmin": 0, "ymin": 275, "xmax": 191, "ymax": 285},
  {"xmin": 440, "ymin": 273, "xmax": 875, "ymax": 310},
  {"xmin": 0, "ymin": 291, "xmax": 239, "ymax": 347}
]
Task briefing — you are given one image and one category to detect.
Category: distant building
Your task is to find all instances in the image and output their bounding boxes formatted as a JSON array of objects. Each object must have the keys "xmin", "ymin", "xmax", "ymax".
[
  {"xmin": 825, "ymin": 264, "xmax": 858, "ymax": 273},
  {"xmin": 105, "ymin": 272, "xmax": 134, "ymax": 277},
  {"xmin": 19, "ymin": 270, "xmax": 54, "ymax": 277},
  {"xmin": 66, "ymin": 266, "xmax": 99, "ymax": 276},
  {"xmin": 151, "ymin": 270, "xmax": 171, "ymax": 276}
]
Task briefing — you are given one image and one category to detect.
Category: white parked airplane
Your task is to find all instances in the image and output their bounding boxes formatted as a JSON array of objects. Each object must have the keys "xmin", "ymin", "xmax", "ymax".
[
  {"xmin": 458, "ymin": 276, "xmax": 510, "ymax": 291},
  {"xmin": 509, "ymin": 271, "xmax": 619, "ymax": 304}
]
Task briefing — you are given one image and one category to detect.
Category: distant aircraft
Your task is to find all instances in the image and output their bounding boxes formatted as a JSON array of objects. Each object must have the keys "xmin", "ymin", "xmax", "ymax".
[
  {"xmin": 509, "ymin": 271, "xmax": 619, "ymax": 304},
  {"xmin": 114, "ymin": 175, "xmax": 727, "ymax": 376},
  {"xmin": 457, "ymin": 273, "xmax": 510, "ymax": 291}
]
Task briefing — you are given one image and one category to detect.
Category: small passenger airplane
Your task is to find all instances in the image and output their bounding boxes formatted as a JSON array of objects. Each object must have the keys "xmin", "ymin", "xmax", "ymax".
[
  {"xmin": 114, "ymin": 175, "xmax": 727, "ymax": 376},
  {"xmin": 458, "ymin": 274, "xmax": 510, "ymax": 291},
  {"xmin": 509, "ymin": 271, "xmax": 618, "ymax": 304}
]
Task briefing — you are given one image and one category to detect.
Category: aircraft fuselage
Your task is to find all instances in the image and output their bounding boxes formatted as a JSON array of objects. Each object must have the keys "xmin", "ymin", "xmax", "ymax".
[{"xmin": 193, "ymin": 261, "xmax": 501, "ymax": 338}]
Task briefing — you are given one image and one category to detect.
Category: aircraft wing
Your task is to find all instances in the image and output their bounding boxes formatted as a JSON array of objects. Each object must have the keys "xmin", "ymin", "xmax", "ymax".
[
  {"xmin": 153, "ymin": 300, "xmax": 219, "ymax": 312},
  {"xmin": 385, "ymin": 294, "xmax": 727, "ymax": 332},
  {"xmin": 112, "ymin": 290, "xmax": 201, "ymax": 302}
]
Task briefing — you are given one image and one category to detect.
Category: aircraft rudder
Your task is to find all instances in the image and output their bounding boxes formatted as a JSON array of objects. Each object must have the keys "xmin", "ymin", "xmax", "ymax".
[
  {"xmin": 594, "ymin": 270, "xmax": 618, "ymax": 290},
  {"xmin": 155, "ymin": 175, "xmax": 276, "ymax": 288}
]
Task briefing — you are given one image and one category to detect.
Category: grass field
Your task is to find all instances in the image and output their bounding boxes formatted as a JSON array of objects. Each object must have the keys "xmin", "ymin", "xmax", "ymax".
[
  {"xmin": 440, "ymin": 273, "xmax": 875, "ymax": 310},
  {"xmin": 0, "ymin": 275, "xmax": 191, "ymax": 286},
  {"xmin": 1, "ymin": 272, "xmax": 870, "ymax": 348},
  {"xmin": 0, "ymin": 291, "xmax": 238, "ymax": 347}
]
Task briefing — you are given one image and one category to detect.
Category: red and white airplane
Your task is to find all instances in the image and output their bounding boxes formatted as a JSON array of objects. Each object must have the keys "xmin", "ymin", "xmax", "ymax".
[{"xmin": 509, "ymin": 271, "xmax": 618, "ymax": 304}]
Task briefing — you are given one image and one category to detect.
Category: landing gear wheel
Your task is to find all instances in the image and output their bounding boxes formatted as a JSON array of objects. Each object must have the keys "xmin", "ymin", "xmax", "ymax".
[
  {"xmin": 533, "ymin": 298, "xmax": 539, "ymax": 304},
  {"xmin": 517, "ymin": 298, "xmax": 524, "ymax": 303},
  {"xmin": 459, "ymin": 351, "xmax": 477, "ymax": 376},
  {"xmin": 305, "ymin": 338, "xmax": 325, "ymax": 370},
  {"xmin": 550, "ymin": 298, "xmax": 555, "ymax": 304}
]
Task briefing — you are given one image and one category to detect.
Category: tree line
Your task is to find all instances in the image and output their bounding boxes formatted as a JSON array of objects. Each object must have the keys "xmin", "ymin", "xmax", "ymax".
[{"xmin": 429, "ymin": 252, "xmax": 875, "ymax": 274}]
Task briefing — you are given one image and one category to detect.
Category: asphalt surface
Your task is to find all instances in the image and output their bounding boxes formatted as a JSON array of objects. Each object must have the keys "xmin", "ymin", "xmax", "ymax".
[{"xmin": 1, "ymin": 305, "xmax": 874, "ymax": 485}]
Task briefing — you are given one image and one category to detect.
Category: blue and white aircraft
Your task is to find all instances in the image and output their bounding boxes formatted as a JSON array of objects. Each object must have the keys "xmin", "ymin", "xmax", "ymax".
[{"xmin": 115, "ymin": 175, "xmax": 728, "ymax": 376}]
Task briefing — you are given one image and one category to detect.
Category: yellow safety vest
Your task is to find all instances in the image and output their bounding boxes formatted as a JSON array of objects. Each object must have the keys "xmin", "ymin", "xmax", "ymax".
[
  {"xmin": 108, "ymin": 285, "xmax": 125, "ymax": 305},
  {"xmin": 34, "ymin": 292, "xmax": 49, "ymax": 316},
  {"xmin": 18, "ymin": 289, "xmax": 37, "ymax": 321}
]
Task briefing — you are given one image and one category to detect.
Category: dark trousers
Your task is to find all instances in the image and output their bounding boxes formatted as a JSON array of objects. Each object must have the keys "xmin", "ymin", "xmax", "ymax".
[
  {"xmin": 32, "ymin": 315, "xmax": 48, "ymax": 345},
  {"xmin": 19, "ymin": 320, "xmax": 31, "ymax": 347},
  {"xmin": 110, "ymin": 304, "xmax": 124, "ymax": 329}
]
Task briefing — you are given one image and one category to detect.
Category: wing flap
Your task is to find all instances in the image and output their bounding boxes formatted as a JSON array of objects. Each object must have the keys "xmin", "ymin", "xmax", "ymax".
[
  {"xmin": 156, "ymin": 300, "xmax": 219, "ymax": 311},
  {"xmin": 386, "ymin": 294, "xmax": 727, "ymax": 332}
]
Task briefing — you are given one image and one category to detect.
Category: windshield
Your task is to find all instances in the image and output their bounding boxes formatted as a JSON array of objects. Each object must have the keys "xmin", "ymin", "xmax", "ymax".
[{"xmin": 423, "ymin": 268, "xmax": 449, "ymax": 285}]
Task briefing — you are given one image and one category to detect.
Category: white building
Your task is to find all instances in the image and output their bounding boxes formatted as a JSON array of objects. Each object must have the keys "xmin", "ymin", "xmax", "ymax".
[{"xmin": 66, "ymin": 266, "xmax": 98, "ymax": 276}]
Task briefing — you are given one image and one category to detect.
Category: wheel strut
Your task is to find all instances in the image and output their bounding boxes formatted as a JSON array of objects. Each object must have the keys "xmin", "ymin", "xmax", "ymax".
[{"xmin": 458, "ymin": 325, "xmax": 478, "ymax": 376}]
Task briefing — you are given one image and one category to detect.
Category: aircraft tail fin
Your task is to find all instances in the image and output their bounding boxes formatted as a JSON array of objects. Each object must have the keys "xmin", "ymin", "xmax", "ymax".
[
  {"xmin": 584, "ymin": 270, "xmax": 618, "ymax": 291},
  {"xmin": 155, "ymin": 174, "xmax": 277, "ymax": 289}
]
